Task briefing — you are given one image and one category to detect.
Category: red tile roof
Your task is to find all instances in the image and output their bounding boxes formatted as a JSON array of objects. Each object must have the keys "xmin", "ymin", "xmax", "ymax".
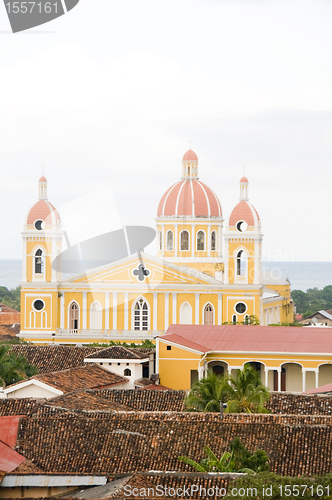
[
  {"xmin": 6, "ymin": 365, "xmax": 128, "ymax": 394},
  {"xmin": 0, "ymin": 416, "xmax": 26, "ymax": 473},
  {"xmin": 85, "ymin": 346, "xmax": 152, "ymax": 360},
  {"xmin": 229, "ymin": 200, "xmax": 260, "ymax": 226},
  {"xmin": 26, "ymin": 199, "xmax": 60, "ymax": 225},
  {"xmin": 182, "ymin": 149, "xmax": 198, "ymax": 161},
  {"xmin": 161, "ymin": 324, "xmax": 332, "ymax": 354},
  {"xmin": 139, "ymin": 384, "xmax": 173, "ymax": 391},
  {"xmin": 306, "ymin": 383, "xmax": 332, "ymax": 394}
]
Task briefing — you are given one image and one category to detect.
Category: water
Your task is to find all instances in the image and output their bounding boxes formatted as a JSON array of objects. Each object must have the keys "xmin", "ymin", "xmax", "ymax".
[{"xmin": 0, "ymin": 260, "xmax": 331, "ymax": 292}]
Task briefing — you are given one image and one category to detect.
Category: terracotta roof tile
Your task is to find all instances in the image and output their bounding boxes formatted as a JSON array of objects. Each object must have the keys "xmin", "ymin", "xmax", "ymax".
[{"xmin": 85, "ymin": 346, "xmax": 153, "ymax": 360}]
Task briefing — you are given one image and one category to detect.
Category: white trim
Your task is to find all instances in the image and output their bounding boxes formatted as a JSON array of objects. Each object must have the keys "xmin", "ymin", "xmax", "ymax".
[
  {"xmin": 180, "ymin": 301, "xmax": 193, "ymax": 325},
  {"xmin": 84, "ymin": 358, "xmax": 149, "ymax": 364},
  {"xmin": 164, "ymin": 293, "xmax": 169, "ymax": 330},
  {"xmin": 161, "ymin": 181, "xmax": 181, "ymax": 215},
  {"xmin": 4, "ymin": 379, "xmax": 63, "ymax": 396},
  {"xmin": 82, "ymin": 292, "xmax": 87, "ymax": 330},
  {"xmin": 218, "ymin": 293, "xmax": 222, "ymax": 325},
  {"xmin": 158, "ymin": 337, "xmax": 204, "ymax": 355},
  {"xmin": 197, "ymin": 181, "xmax": 211, "ymax": 217},
  {"xmin": 234, "ymin": 301, "xmax": 248, "ymax": 315},
  {"xmin": 131, "ymin": 296, "xmax": 150, "ymax": 331},
  {"xmin": 68, "ymin": 299, "xmax": 80, "ymax": 330},
  {"xmin": 190, "ymin": 179, "xmax": 195, "ymax": 216},
  {"xmin": 179, "ymin": 229, "xmax": 190, "ymax": 252},
  {"xmin": 153, "ymin": 292, "xmax": 158, "ymax": 331},
  {"xmin": 112, "ymin": 292, "xmax": 117, "ymax": 330},
  {"xmin": 202, "ymin": 301, "xmax": 215, "ymax": 325},
  {"xmin": 196, "ymin": 229, "xmax": 206, "ymax": 251},
  {"xmin": 124, "ymin": 292, "xmax": 129, "ymax": 330},
  {"xmin": 105, "ymin": 293, "xmax": 110, "ymax": 330},
  {"xmin": 166, "ymin": 229, "xmax": 174, "ymax": 251},
  {"xmin": 172, "ymin": 293, "xmax": 177, "ymax": 323},
  {"xmin": 90, "ymin": 300, "xmax": 103, "ymax": 330},
  {"xmin": 195, "ymin": 293, "xmax": 200, "ymax": 324},
  {"xmin": 175, "ymin": 181, "xmax": 186, "ymax": 216}
]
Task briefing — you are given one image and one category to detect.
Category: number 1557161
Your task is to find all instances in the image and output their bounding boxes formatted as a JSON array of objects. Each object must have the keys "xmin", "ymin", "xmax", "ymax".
[{"xmin": 5, "ymin": 2, "xmax": 58, "ymax": 14}]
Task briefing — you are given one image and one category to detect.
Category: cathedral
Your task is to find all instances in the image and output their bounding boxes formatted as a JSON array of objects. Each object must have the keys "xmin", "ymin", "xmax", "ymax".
[{"xmin": 19, "ymin": 149, "xmax": 293, "ymax": 344}]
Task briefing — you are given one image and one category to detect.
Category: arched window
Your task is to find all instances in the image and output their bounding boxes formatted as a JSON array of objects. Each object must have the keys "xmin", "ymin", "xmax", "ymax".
[
  {"xmin": 180, "ymin": 302, "xmax": 192, "ymax": 324},
  {"xmin": 204, "ymin": 303, "xmax": 214, "ymax": 325},
  {"xmin": 236, "ymin": 250, "xmax": 247, "ymax": 275},
  {"xmin": 211, "ymin": 231, "xmax": 216, "ymax": 251},
  {"xmin": 180, "ymin": 230, "xmax": 189, "ymax": 251},
  {"xmin": 69, "ymin": 302, "xmax": 79, "ymax": 330},
  {"xmin": 244, "ymin": 314, "xmax": 250, "ymax": 325},
  {"xmin": 159, "ymin": 231, "xmax": 162, "ymax": 251},
  {"xmin": 232, "ymin": 314, "xmax": 237, "ymax": 325},
  {"xmin": 166, "ymin": 230, "xmax": 174, "ymax": 251},
  {"xmin": 124, "ymin": 368, "xmax": 131, "ymax": 376},
  {"xmin": 35, "ymin": 249, "xmax": 44, "ymax": 274},
  {"xmin": 134, "ymin": 298, "xmax": 149, "ymax": 330},
  {"xmin": 196, "ymin": 231, "xmax": 205, "ymax": 251},
  {"xmin": 90, "ymin": 301, "xmax": 102, "ymax": 330}
]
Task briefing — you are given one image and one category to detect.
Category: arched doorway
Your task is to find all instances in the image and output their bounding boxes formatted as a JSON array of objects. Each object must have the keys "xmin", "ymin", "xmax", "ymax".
[
  {"xmin": 208, "ymin": 361, "xmax": 228, "ymax": 377},
  {"xmin": 69, "ymin": 302, "xmax": 79, "ymax": 330},
  {"xmin": 90, "ymin": 301, "xmax": 102, "ymax": 330},
  {"xmin": 318, "ymin": 364, "xmax": 332, "ymax": 387},
  {"xmin": 244, "ymin": 361, "xmax": 265, "ymax": 384},
  {"xmin": 280, "ymin": 363, "xmax": 302, "ymax": 392}
]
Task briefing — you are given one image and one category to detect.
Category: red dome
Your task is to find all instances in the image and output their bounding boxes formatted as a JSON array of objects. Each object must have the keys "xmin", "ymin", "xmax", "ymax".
[
  {"xmin": 39, "ymin": 176, "xmax": 47, "ymax": 182},
  {"xmin": 182, "ymin": 149, "xmax": 198, "ymax": 162},
  {"xmin": 26, "ymin": 200, "xmax": 61, "ymax": 226},
  {"xmin": 229, "ymin": 201, "xmax": 260, "ymax": 227},
  {"xmin": 157, "ymin": 179, "xmax": 222, "ymax": 217},
  {"xmin": 240, "ymin": 176, "xmax": 248, "ymax": 183}
]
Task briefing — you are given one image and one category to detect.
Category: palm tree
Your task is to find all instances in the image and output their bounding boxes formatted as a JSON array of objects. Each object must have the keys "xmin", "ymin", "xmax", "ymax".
[
  {"xmin": 225, "ymin": 364, "xmax": 270, "ymax": 413},
  {"xmin": 0, "ymin": 344, "xmax": 38, "ymax": 386},
  {"xmin": 185, "ymin": 365, "xmax": 270, "ymax": 413},
  {"xmin": 184, "ymin": 371, "xmax": 232, "ymax": 412}
]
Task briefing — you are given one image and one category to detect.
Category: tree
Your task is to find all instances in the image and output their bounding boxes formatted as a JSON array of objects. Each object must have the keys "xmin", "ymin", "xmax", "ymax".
[
  {"xmin": 184, "ymin": 371, "xmax": 232, "ymax": 412},
  {"xmin": 225, "ymin": 364, "xmax": 270, "ymax": 413},
  {"xmin": 0, "ymin": 344, "xmax": 38, "ymax": 386},
  {"xmin": 185, "ymin": 365, "xmax": 270, "ymax": 413},
  {"xmin": 178, "ymin": 437, "xmax": 269, "ymax": 473}
]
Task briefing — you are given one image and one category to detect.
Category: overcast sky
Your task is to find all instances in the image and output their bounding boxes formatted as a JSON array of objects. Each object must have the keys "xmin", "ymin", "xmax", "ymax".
[{"xmin": 0, "ymin": 0, "xmax": 331, "ymax": 261}]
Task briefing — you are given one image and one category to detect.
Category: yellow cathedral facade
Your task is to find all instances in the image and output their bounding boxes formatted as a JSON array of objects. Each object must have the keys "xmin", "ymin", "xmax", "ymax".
[{"xmin": 19, "ymin": 149, "xmax": 293, "ymax": 344}]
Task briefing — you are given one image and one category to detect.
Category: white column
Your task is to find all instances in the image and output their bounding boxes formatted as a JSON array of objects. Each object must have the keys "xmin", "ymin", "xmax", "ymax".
[
  {"xmin": 264, "ymin": 367, "xmax": 269, "ymax": 388},
  {"xmin": 277, "ymin": 367, "xmax": 281, "ymax": 392},
  {"xmin": 161, "ymin": 224, "xmax": 165, "ymax": 257},
  {"xmin": 218, "ymin": 225, "xmax": 222, "ymax": 258},
  {"xmin": 153, "ymin": 293, "xmax": 158, "ymax": 331},
  {"xmin": 315, "ymin": 368, "xmax": 319, "ymax": 389},
  {"xmin": 172, "ymin": 293, "xmax": 177, "ymax": 324},
  {"xmin": 51, "ymin": 239, "xmax": 57, "ymax": 282},
  {"xmin": 104, "ymin": 293, "xmax": 109, "ymax": 330},
  {"xmin": 191, "ymin": 224, "xmax": 196, "ymax": 257},
  {"xmin": 207, "ymin": 224, "xmax": 211, "ymax": 257},
  {"xmin": 195, "ymin": 293, "xmax": 199, "ymax": 324},
  {"xmin": 164, "ymin": 293, "xmax": 169, "ymax": 330},
  {"xmin": 218, "ymin": 293, "xmax": 222, "ymax": 325},
  {"xmin": 156, "ymin": 338, "xmax": 160, "ymax": 374},
  {"xmin": 22, "ymin": 237, "xmax": 27, "ymax": 282},
  {"xmin": 302, "ymin": 368, "xmax": 306, "ymax": 393},
  {"xmin": 124, "ymin": 292, "xmax": 129, "ymax": 331},
  {"xmin": 253, "ymin": 239, "xmax": 259, "ymax": 284},
  {"xmin": 112, "ymin": 292, "xmax": 117, "ymax": 330},
  {"xmin": 60, "ymin": 293, "xmax": 64, "ymax": 329},
  {"xmin": 82, "ymin": 292, "xmax": 87, "ymax": 330},
  {"xmin": 174, "ymin": 224, "xmax": 178, "ymax": 258},
  {"xmin": 198, "ymin": 366, "xmax": 204, "ymax": 381},
  {"xmin": 224, "ymin": 237, "xmax": 229, "ymax": 284}
]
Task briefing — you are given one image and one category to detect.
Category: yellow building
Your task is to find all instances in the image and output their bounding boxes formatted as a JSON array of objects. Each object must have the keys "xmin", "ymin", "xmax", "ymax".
[
  {"xmin": 157, "ymin": 324, "xmax": 332, "ymax": 392},
  {"xmin": 19, "ymin": 149, "xmax": 293, "ymax": 344}
]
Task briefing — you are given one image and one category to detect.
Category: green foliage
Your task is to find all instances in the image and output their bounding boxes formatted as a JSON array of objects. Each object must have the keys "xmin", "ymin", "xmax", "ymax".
[
  {"xmin": 268, "ymin": 322, "xmax": 303, "ymax": 327},
  {"xmin": 86, "ymin": 339, "xmax": 155, "ymax": 349},
  {"xmin": 292, "ymin": 285, "xmax": 332, "ymax": 316},
  {"xmin": 223, "ymin": 315, "xmax": 260, "ymax": 326},
  {"xmin": 178, "ymin": 437, "xmax": 269, "ymax": 473},
  {"xmin": 225, "ymin": 472, "xmax": 332, "ymax": 499},
  {"xmin": 0, "ymin": 344, "xmax": 38, "ymax": 386},
  {"xmin": 185, "ymin": 365, "xmax": 270, "ymax": 414},
  {"xmin": 0, "ymin": 286, "xmax": 20, "ymax": 311}
]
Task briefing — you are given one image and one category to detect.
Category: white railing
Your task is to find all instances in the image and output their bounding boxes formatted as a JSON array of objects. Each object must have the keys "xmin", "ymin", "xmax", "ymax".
[{"xmin": 56, "ymin": 329, "xmax": 164, "ymax": 339}]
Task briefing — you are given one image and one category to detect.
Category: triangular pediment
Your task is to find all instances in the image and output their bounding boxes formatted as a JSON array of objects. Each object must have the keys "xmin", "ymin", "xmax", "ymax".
[{"xmin": 65, "ymin": 252, "xmax": 217, "ymax": 286}]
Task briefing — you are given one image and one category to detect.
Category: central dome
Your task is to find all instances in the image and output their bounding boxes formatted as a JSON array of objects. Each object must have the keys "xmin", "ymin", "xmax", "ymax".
[{"xmin": 157, "ymin": 149, "xmax": 222, "ymax": 218}]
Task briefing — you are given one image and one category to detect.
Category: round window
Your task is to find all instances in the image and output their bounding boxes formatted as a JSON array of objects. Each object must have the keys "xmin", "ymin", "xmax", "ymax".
[
  {"xmin": 236, "ymin": 220, "xmax": 248, "ymax": 232},
  {"xmin": 35, "ymin": 220, "xmax": 45, "ymax": 231},
  {"xmin": 235, "ymin": 302, "xmax": 247, "ymax": 314},
  {"xmin": 33, "ymin": 299, "xmax": 45, "ymax": 311}
]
